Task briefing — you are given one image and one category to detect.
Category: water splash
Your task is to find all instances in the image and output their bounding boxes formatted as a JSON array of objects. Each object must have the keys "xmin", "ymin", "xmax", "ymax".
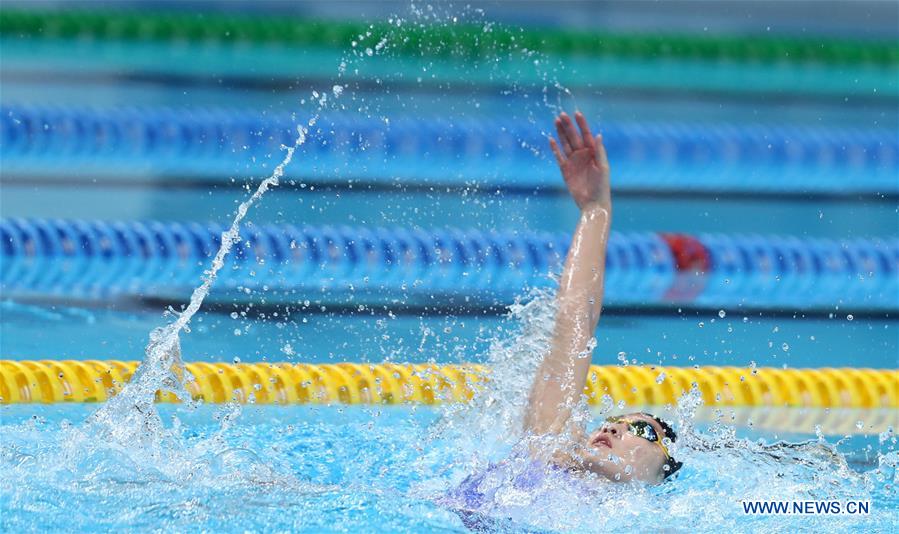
[
  {"xmin": 3, "ymin": 87, "xmax": 344, "ymax": 527},
  {"xmin": 82, "ymin": 13, "xmax": 420, "ymax": 459},
  {"xmin": 425, "ymin": 286, "xmax": 559, "ymax": 461},
  {"xmin": 88, "ymin": 118, "xmax": 317, "ymax": 448},
  {"xmin": 406, "ymin": 290, "xmax": 897, "ymax": 531}
]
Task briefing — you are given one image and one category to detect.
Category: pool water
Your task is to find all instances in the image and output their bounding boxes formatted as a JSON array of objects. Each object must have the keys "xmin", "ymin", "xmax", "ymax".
[
  {"xmin": 2, "ymin": 4, "xmax": 897, "ymax": 533},
  {"xmin": 1, "ymin": 403, "xmax": 896, "ymax": 532},
  {"xmin": 2, "ymin": 301, "xmax": 894, "ymax": 369},
  {"xmin": 2, "ymin": 288, "xmax": 896, "ymax": 532},
  {"xmin": 2, "ymin": 290, "xmax": 897, "ymax": 532}
]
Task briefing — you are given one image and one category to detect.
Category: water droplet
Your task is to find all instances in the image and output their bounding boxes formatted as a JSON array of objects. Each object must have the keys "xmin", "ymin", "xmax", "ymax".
[
  {"xmin": 655, "ymin": 372, "xmax": 666, "ymax": 384},
  {"xmin": 781, "ymin": 343, "xmax": 789, "ymax": 351},
  {"xmin": 698, "ymin": 322, "xmax": 704, "ymax": 328},
  {"xmin": 230, "ymin": 312, "xmax": 239, "ymax": 319},
  {"xmin": 856, "ymin": 420, "xmax": 864, "ymax": 429},
  {"xmin": 718, "ymin": 310, "xmax": 726, "ymax": 318},
  {"xmin": 847, "ymin": 314, "xmax": 854, "ymax": 321},
  {"xmin": 233, "ymin": 329, "xmax": 242, "ymax": 336}
]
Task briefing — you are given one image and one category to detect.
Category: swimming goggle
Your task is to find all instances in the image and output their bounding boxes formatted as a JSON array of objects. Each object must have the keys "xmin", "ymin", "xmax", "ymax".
[{"xmin": 605, "ymin": 416, "xmax": 672, "ymax": 460}]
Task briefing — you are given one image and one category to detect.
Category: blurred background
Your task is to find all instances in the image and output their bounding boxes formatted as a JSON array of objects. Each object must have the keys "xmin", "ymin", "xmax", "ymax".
[{"xmin": 1, "ymin": 0, "xmax": 896, "ymax": 370}]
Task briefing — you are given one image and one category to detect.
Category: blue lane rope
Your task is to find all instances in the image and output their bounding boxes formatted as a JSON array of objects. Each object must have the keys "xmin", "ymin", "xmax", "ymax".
[
  {"xmin": 1, "ymin": 218, "xmax": 896, "ymax": 310},
  {"xmin": 2, "ymin": 104, "xmax": 896, "ymax": 194}
]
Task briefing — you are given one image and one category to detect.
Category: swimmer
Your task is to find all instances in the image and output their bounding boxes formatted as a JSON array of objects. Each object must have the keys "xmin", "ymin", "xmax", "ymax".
[
  {"xmin": 444, "ymin": 112, "xmax": 682, "ymax": 529},
  {"xmin": 526, "ymin": 110, "xmax": 683, "ymax": 483}
]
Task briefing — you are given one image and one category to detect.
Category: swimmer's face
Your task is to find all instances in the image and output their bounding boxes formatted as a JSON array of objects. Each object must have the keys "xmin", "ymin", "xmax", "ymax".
[{"xmin": 580, "ymin": 413, "xmax": 669, "ymax": 483}]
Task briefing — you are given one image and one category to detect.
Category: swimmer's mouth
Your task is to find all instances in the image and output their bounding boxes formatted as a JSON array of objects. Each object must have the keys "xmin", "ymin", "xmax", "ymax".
[{"xmin": 591, "ymin": 435, "xmax": 612, "ymax": 449}]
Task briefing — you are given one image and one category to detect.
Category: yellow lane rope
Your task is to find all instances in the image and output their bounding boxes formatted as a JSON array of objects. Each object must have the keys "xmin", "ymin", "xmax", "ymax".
[{"xmin": 1, "ymin": 360, "xmax": 896, "ymax": 409}]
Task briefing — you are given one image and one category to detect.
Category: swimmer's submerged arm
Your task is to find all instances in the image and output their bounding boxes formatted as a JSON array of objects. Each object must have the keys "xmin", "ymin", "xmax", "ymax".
[{"xmin": 525, "ymin": 112, "xmax": 611, "ymax": 437}]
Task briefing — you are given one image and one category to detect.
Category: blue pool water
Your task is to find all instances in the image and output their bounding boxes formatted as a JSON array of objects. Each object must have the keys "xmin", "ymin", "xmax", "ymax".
[
  {"xmin": 2, "ymin": 3, "xmax": 898, "ymax": 532},
  {"xmin": 2, "ymin": 290, "xmax": 898, "ymax": 531},
  {"xmin": 1, "ymin": 403, "xmax": 896, "ymax": 532},
  {"xmin": 1, "ymin": 300, "xmax": 896, "ymax": 369}
]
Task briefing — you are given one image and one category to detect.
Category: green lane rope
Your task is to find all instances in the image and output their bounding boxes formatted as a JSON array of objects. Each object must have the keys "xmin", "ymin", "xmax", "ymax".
[{"xmin": 2, "ymin": 9, "xmax": 896, "ymax": 68}]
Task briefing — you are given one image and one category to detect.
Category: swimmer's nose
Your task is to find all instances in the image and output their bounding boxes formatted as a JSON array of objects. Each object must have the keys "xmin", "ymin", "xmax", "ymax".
[{"xmin": 601, "ymin": 421, "xmax": 626, "ymax": 438}]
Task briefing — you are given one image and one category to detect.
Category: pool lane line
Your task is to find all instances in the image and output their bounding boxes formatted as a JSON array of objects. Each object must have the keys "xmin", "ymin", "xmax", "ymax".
[
  {"xmin": 3, "ymin": 9, "xmax": 896, "ymax": 67},
  {"xmin": 1, "ymin": 361, "xmax": 896, "ymax": 412},
  {"xmin": 4, "ymin": 217, "xmax": 896, "ymax": 313},
  {"xmin": 4, "ymin": 103, "xmax": 895, "ymax": 196},
  {"xmin": 2, "ymin": 294, "xmax": 895, "ymax": 322},
  {"xmin": 5, "ymin": 68, "xmax": 898, "ymax": 109},
  {"xmin": 142, "ymin": 299, "xmax": 899, "ymax": 322},
  {"xmin": 3, "ymin": 175, "xmax": 897, "ymax": 204}
]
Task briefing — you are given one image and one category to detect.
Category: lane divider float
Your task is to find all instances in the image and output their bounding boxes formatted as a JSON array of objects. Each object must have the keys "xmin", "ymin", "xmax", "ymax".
[
  {"xmin": 1, "ymin": 9, "xmax": 895, "ymax": 67},
  {"xmin": 3, "ymin": 217, "xmax": 896, "ymax": 310},
  {"xmin": 4, "ymin": 104, "xmax": 895, "ymax": 195},
  {"xmin": 1, "ymin": 360, "xmax": 896, "ymax": 409}
]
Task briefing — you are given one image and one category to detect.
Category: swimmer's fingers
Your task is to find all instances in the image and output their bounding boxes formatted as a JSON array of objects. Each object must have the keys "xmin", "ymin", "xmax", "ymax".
[
  {"xmin": 595, "ymin": 134, "xmax": 610, "ymax": 170},
  {"xmin": 554, "ymin": 117, "xmax": 573, "ymax": 154},
  {"xmin": 574, "ymin": 111, "xmax": 595, "ymax": 152},
  {"xmin": 549, "ymin": 137, "xmax": 565, "ymax": 167},
  {"xmin": 559, "ymin": 112, "xmax": 583, "ymax": 151}
]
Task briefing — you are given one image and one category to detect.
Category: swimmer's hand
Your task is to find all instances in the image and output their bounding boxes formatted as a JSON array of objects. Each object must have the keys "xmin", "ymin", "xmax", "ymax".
[{"xmin": 549, "ymin": 111, "xmax": 611, "ymax": 212}]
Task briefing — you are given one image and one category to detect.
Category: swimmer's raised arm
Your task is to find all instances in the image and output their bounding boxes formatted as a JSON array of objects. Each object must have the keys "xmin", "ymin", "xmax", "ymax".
[{"xmin": 525, "ymin": 111, "xmax": 611, "ymax": 436}]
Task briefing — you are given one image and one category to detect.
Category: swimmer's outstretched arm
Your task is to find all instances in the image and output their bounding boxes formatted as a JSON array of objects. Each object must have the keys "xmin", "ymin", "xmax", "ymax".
[{"xmin": 525, "ymin": 111, "xmax": 611, "ymax": 437}]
